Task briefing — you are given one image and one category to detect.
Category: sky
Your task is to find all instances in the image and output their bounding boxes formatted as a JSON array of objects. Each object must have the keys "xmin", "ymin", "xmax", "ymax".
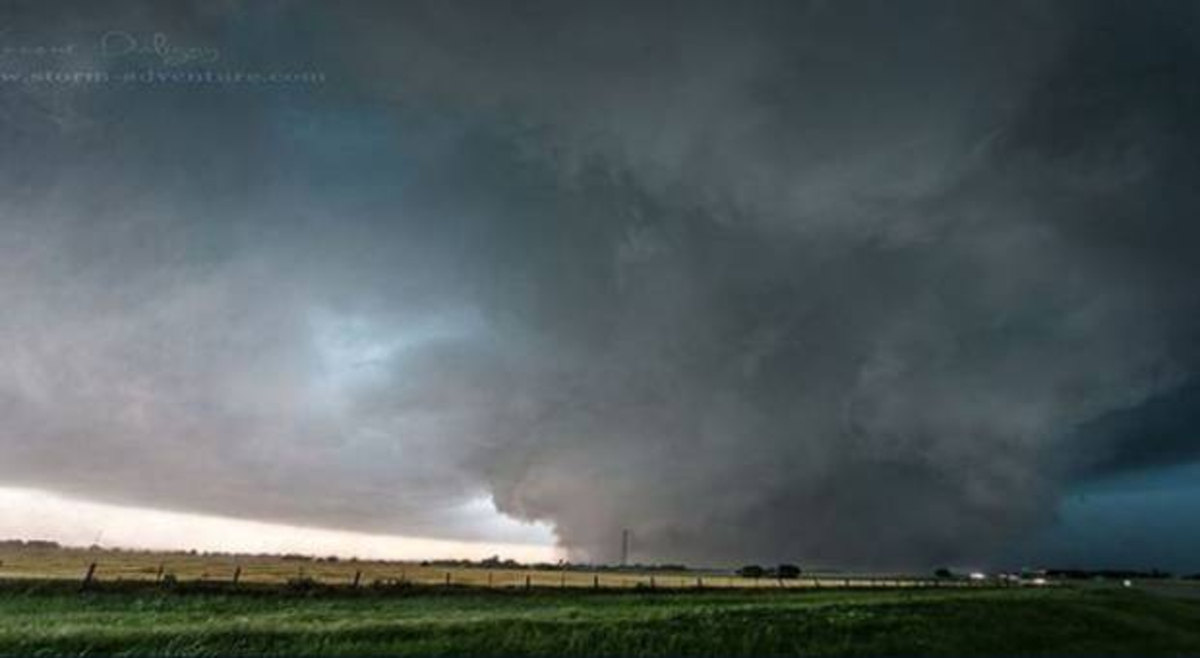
[
  {"xmin": 0, "ymin": 487, "xmax": 559, "ymax": 562},
  {"xmin": 0, "ymin": 0, "xmax": 1198, "ymax": 572}
]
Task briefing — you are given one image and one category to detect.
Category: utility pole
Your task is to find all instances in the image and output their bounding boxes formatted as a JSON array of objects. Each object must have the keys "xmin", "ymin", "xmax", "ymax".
[{"xmin": 620, "ymin": 529, "xmax": 630, "ymax": 567}]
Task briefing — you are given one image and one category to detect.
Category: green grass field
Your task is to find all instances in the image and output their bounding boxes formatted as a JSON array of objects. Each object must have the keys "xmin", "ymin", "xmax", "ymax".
[
  {"xmin": 2, "ymin": 580, "xmax": 1199, "ymax": 656},
  {"xmin": 4, "ymin": 545, "xmax": 1199, "ymax": 656}
]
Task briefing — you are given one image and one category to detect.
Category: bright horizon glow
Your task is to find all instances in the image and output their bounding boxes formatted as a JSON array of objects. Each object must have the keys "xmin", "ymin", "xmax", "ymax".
[{"xmin": 0, "ymin": 487, "xmax": 561, "ymax": 562}]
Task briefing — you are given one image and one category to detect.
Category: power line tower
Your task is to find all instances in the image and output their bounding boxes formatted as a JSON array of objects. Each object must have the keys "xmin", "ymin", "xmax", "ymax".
[{"xmin": 620, "ymin": 529, "xmax": 630, "ymax": 567}]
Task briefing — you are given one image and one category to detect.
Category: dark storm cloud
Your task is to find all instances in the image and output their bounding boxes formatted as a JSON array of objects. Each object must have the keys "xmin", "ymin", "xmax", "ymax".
[{"xmin": 1, "ymin": 0, "xmax": 1198, "ymax": 566}]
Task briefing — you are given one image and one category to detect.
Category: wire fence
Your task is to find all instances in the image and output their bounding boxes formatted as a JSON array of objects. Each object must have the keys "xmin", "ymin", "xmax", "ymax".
[{"xmin": 0, "ymin": 554, "xmax": 1009, "ymax": 591}]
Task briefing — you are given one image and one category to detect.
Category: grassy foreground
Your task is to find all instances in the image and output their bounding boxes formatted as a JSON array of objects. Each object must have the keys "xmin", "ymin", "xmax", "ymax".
[{"xmin": 1, "ymin": 582, "xmax": 1199, "ymax": 656}]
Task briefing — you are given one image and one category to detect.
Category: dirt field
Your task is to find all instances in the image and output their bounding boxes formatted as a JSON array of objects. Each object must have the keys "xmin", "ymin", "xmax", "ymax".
[{"xmin": 0, "ymin": 544, "xmax": 958, "ymax": 590}]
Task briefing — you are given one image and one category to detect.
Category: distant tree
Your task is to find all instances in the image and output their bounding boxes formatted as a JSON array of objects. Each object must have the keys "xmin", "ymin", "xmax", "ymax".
[
  {"xmin": 651, "ymin": 564, "xmax": 688, "ymax": 572},
  {"xmin": 935, "ymin": 568, "xmax": 953, "ymax": 579},
  {"xmin": 738, "ymin": 565, "xmax": 765, "ymax": 579},
  {"xmin": 777, "ymin": 564, "xmax": 802, "ymax": 579}
]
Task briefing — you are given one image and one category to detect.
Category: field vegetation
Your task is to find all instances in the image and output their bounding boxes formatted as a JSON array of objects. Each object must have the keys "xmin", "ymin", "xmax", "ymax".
[
  {"xmin": 2, "ymin": 581, "xmax": 1200, "ymax": 656},
  {"xmin": 0, "ymin": 543, "xmax": 954, "ymax": 590},
  {"xmin": 5, "ymin": 543, "xmax": 1200, "ymax": 656}
]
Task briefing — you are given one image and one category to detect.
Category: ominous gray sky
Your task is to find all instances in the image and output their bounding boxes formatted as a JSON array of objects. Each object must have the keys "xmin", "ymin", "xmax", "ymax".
[{"xmin": 2, "ymin": 0, "xmax": 1199, "ymax": 569}]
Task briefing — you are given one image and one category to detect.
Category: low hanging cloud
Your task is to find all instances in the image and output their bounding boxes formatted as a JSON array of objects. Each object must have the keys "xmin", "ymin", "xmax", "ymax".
[{"xmin": 1, "ymin": 0, "xmax": 1198, "ymax": 567}]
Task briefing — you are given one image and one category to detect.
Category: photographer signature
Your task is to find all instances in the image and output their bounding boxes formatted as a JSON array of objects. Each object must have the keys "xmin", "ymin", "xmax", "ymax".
[{"xmin": 101, "ymin": 31, "xmax": 219, "ymax": 66}]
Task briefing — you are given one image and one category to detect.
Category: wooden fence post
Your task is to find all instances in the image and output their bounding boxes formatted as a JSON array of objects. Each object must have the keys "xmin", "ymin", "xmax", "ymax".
[
  {"xmin": 593, "ymin": 574, "xmax": 599, "ymax": 589},
  {"xmin": 444, "ymin": 572, "xmax": 451, "ymax": 587},
  {"xmin": 487, "ymin": 572, "xmax": 493, "ymax": 588},
  {"xmin": 696, "ymin": 577, "xmax": 703, "ymax": 589},
  {"xmin": 82, "ymin": 562, "xmax": 97, "ymax": 589},
  {"xmin": 352, "ymin": 570, "xmax": 362, "ymax": 589},
  {"xmin": 525, "ymin": 574, "xmax": 531, "ymax": 590},
  {"xmin": 155, "ymin": 563, "xmax": 164, "ymax": 582},
  {"xmin": 232, "ymin": 566, "xmax": 241, "ymax": 586}
]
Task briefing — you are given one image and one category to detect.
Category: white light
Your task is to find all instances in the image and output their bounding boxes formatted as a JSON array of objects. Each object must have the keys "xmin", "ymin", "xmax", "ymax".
[{"xmin": 0, "ymin": 486, "xmax": 559, "ymax": 562}]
